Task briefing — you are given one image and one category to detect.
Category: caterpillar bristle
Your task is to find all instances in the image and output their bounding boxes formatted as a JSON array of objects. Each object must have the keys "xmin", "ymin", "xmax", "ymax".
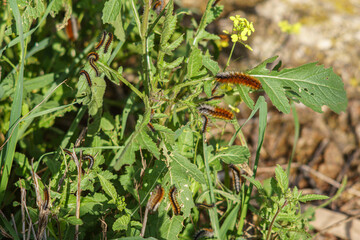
[
  {"xmin": 82, "ymin": 154, "xmax": 94, "ymax": 170},
  {"xmin": 229, "ymin": 164, "xmax": 241, "ymax": 194},
  {"xmin": 169, "ymin": 185, "xmax": 181, "ymax": 215},
  {"xmin": 194, "ymin": 228, "xmax": 214, "ymax": 240},
  {"xmin": 215, "ymin": 72, "xmax": 261, "ymax": 90},
  {"xmin": 146, "ymin": 184, "xmax": 165, "ymax": 212},
  {"xmin": 198, "ymin": 104, "xmax": 233, "ymax": 120},
  {"xmin": 104, "ymin": 32, "xmax": 113, "ymax": 54}
]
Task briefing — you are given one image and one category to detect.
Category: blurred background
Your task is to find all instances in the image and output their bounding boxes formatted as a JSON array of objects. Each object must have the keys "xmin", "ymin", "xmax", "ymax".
[{"xmin": 181, "ymin": 0, "xmax": 360, "ymax": 239}]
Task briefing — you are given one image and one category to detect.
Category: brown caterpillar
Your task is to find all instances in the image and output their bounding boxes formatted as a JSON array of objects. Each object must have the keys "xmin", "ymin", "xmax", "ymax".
[
  {"xmin": 195, "ymin": 202, "xmax": 215, "ymax": 209},
  {"xmin": 82, "ymin": 154, "xmax": 94, "ymax": 170},
  {"xmin": 147, "ymin": 122, "xmax": 156, "ymax": 133},
  {"xmin": 104, "ymin": 32, "xmax": 113, "ymax": 54},
  {"xmin": 215, "ymin": 72, "xmax": 262, "ymax": 90},
  {"xmin": 95, "ymin": 31, "xmax": 107, "ymax": 51},
  {"xmin": 146, "ymin": 184, "xmax": 165, "ymax": 212},
  {"xmin": 198, "ymin": 104, "xmax": 233, "ymax": 120},
  {"xmin": 80, "ymin": 70, "xmax": 92, "ymax": 87},
  {"xmin": 204, "ymin": 94, "xmax": 225, "ymax": 102},
  {"xmin": 194, "ymin": 228, "xmax": 214, "ymax": 240},
  {"xmin": 169, "ymin": 185, "xmax": 181, "ymax": 215},
  {"xmin": 87, "ymin": 52, "xmax": 100, "ymax": 77},
  {"xmin": 201, "ymin": 114, "xmax": 209, "ymax": 134},
  {"xmin": 229, "ymin": 164, "xmax": 241, "ymax": 194},
  {"xmin": 43, "ymin": 188, "xmax": 49, "ymax": 210}
]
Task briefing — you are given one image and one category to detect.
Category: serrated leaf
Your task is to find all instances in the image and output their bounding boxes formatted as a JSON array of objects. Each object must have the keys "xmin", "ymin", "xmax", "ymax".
[
  {"xmin": 202, "ymin": 54, "xmax": 219, "ymax": 75},
  {"xmin": 213, "ymin": 146, "xmax": 250, "ymax": 164},
  {"xmin": 275, "ymin": 165, "xmax": 288, "ymax": 193},
  {"xmin": 171, "ymin": 151, "xmax": 206, "ymax": 184},
  {"xmin": 113, "ymin": 214, "xmax": 130, "ymax": 231},
  {"xmin": 137, "ymin": 130, "xmax": 160, "ymax": 159},
  {"xmin": 298, "ymin": 194, "xmax": 329, "ymax": 202},
  {"xmin": 160, "ymin": 0, "xmax": 176, "ymax": 48},
  {"xmin": 159, "ymin": 215, "xmax": 183, "ymax": 240},
  {"xmin": 248, "ymin": 56, "xmax": 347, "ymax": 114},
  {"xmin": 187, "ymin": 48, "xmax": 203, "ymax": 79},
  {"xmin": 161, "ymin": 56, "xmax": 184, "ymax": 70},
  {"xmin": 97, "ymin": 173, "xmax": 118, "ymax": 202},
  {"xmin": 177, "ymin": 179, "xmax": 195, "ymax": 216},
  {"xmin": 163, "ymin": 34, "xmax": 184, "ymax": 55},
  {"xmin": 243, "ymin": 176, "xmax": 264, "ymax": 193},
  {"xmin": 102, "ymin": 0, "xmax": 125, "ymax": 41}
]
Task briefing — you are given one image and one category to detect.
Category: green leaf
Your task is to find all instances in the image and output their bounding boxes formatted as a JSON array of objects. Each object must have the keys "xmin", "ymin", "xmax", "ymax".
[
  {"xmin": 248, "ymin": 56, "xmax": 347, "ymax": 114},
  {"xmin": 63, "ymin": 216, "xmax": 84, "ymax": 225},
  {"xmin": 187, "ymin": 48, "xmax": 203, "ymax": 79},
  {"xmin": 237, "ymin": 85, "xmax": 255, "ymax": 109},
  {"xmin": 160, "ymin": 0, "xmax": 176, "ymax": 48},
  {"xmin": 275, "ymin": 164, "xmax": 288, "ymax": 193},
  {"xmin": 220, "ymin": 203, "xmax": 240, "ymax": 238},
  {"xmin": 213, "ymin": 145, "xmax": 250, "ymax": 164},
  {"xmin": 163, "ymin": 34, "xmax": 184, "ymax": 55},
  {"xmin": 298, "ymin": 194, "xmax": 329, "ymax": 202},
  {"xmin": 137, "ymin": 129, "xmax": 160, "ymax": 159},
  {"xmin": 243, "ymin": 176, "xmax": 264, "ymax": 194},
  {"xmin": 202, "ymin": 54, "xmax": 220, "ymax": 75},
  {"xmin": 171, "ymin": 151, "xmax": 206, "ymax": 184},
  {"xmin": 102, "ymin": 0, "xmax": 125, "ymax": 41},
  {"xmin": 161, "ymin": 56, "xmax": 184, "ymax": 70},
  {"xmin": 88, "ymin": 77, "xmax": 106, "ymax": 116},
  {"xmin": 113, "ymin": 214, "xmax": 130, "ymax": 231},
  {"xmin": 97, "ymin": 173, "xmax": 118, "ymax": 202},
  {"xmin": 159, "ymin": 215, "xmax": 183, "ymax": 240}
]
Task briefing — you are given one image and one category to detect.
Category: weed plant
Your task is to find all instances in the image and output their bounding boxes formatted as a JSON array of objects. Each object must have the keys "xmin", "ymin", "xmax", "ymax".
[{"xmin": 0, "ymin": 0, "xmax": 347, "ymax": 239}]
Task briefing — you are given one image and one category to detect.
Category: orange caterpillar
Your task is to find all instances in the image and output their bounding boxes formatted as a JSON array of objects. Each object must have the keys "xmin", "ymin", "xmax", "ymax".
[
  {"xmin": 169, "ymin": 186, "xmax": 181, "ymax": 215},
  {"xmin": 215, "ymin": 72, "xmax": 262, "ymax": 90},
  {"xmin": 198, "ymin": 104, "xmax": 233, "ymax": 120},
  {"xmin": 147, "ymin": 184, "xmax": 165, "ymax": 212}
]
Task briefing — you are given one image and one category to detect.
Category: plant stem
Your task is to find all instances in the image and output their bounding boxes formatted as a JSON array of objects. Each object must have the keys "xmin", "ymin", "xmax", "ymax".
[
  {"xmin": 202, "ymin": 136, "xmax": 220, "ymax": 238},
  {"xmin": 141, "ymin": 0, "xmax": 151, "ymax": 95},
  {"xmin": 287, "ymin": 101, "xmax": 299, "ymax": 176},
  {"xmin": 224, "ymin": 42, "xmax": 237, "ymax": 71},
  {"xmin": 266, "ymin": 200, "xmax": 288, "ymax": 240},
  {"xmin": 97, "ymin": 61, "xmax": 144, "ymax": 100}
]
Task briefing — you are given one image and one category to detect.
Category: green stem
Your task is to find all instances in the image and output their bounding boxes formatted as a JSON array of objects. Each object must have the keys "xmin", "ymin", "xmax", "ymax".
[
  {"xmin": 287, "ymin": 101, "xmax": 299, "ymax": 176},
  {"xmin": 202, "ymin": 136, "xmax": 220, "ymax": 238},
  {"xmin": 97, "ymin": 61, "xmax": 144, "ymax": 100},
  {"xmin": 141, "ymin": 0, "xmax": 151, "ymax": 95},
  {"xmin": 224, "ymin": 41, "xmax": 236, "ymax": 71}
]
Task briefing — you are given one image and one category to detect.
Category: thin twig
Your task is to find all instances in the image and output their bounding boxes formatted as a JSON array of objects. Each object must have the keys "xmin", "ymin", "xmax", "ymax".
[
  {"xmin": 11, "ymin": 214, "xmax": 18, "ymax": 236},
  {"xmin": 266, "ymin": 200, "xmax": 288, "ymax": 240},
  {"xmin": 21, "ymin": 183, "xmax": 26, "ymax": 240},
  {"xmin": 140, "ymin": 208, "xmax": 150, "ymax": 237}
]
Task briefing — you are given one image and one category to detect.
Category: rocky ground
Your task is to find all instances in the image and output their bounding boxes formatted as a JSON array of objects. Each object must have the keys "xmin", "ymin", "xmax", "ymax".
[{"xmin": 182, "ymin": 0, "xmax": 360, "ymax": 238}]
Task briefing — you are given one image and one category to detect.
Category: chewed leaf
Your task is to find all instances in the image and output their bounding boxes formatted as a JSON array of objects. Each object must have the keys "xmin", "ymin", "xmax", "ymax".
[{"xmin": 247, "ymin": 56, "xmax": 347, "ymax": 114}]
